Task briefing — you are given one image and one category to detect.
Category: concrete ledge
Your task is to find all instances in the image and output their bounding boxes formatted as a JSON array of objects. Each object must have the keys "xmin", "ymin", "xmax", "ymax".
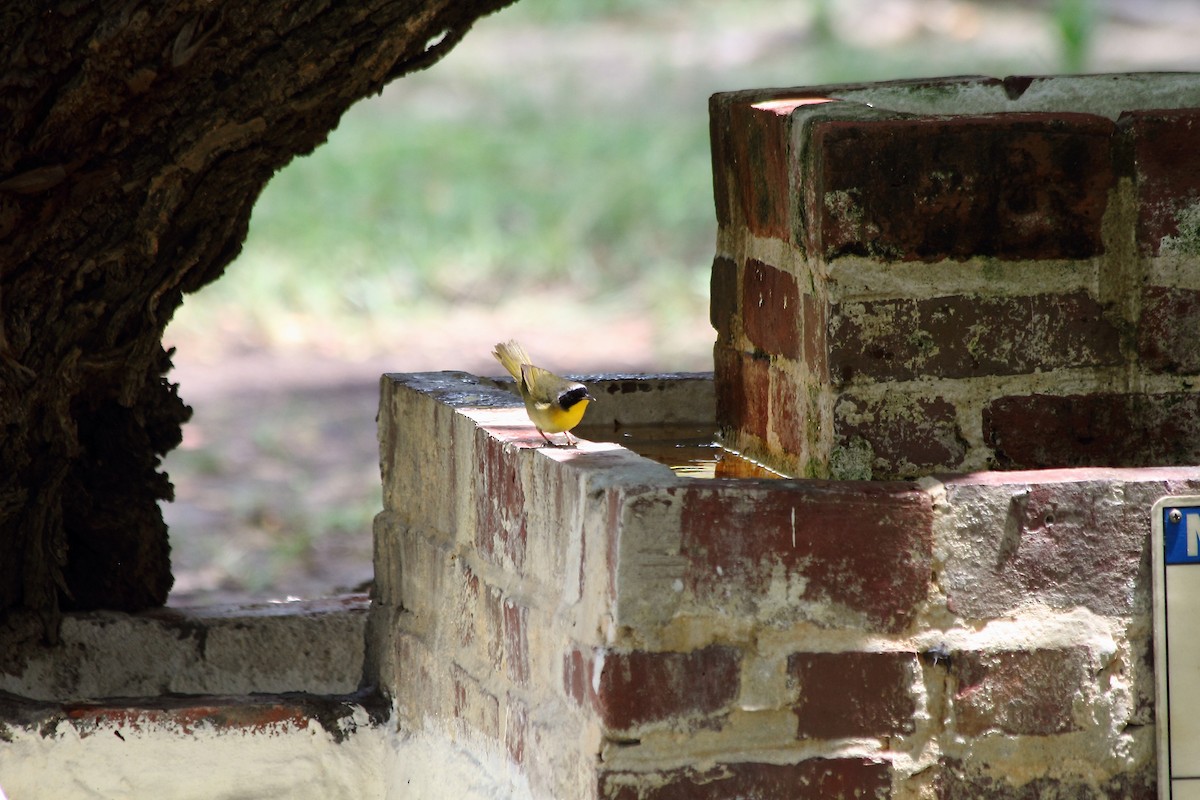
[
  {"xmin": 1, "ymin": 594, "xmax": 369, "ymax": 702},
  {"xmin": 0, "ymin": 689, "xmax": 390, "ymax": 799}
]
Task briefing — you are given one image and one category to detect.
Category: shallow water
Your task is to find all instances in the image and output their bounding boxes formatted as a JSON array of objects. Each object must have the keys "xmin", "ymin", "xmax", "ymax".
[{"xmin": 578, "ymin": 423, "xmax": 789, "ymax": 479}]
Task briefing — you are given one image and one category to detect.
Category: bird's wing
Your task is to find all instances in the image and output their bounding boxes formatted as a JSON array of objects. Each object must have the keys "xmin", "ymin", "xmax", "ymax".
[{"xmin": 520, "ymin": 363, "xmax": 564, "ymax": 403}]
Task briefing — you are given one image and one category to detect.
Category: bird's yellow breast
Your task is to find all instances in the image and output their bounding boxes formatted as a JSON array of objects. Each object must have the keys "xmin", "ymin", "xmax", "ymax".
[{"xmin": 527, "ymin": 397, "xmax": 590, "ymax": 434}]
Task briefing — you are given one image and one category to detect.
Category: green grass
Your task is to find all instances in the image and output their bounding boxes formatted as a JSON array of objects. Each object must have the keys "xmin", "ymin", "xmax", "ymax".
[{"xmin": 249, "ymin": 110, "xmax": 713, "ymax": 302}]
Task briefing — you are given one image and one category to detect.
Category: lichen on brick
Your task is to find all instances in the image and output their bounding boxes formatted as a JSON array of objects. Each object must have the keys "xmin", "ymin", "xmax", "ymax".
[
  {"xmin": 1160, "ymin": 200, "xmax": 1200, "ymax": 256},
  {"xmin": 830, "ymin": 436, "xmax": 874, "ymax": 480}
]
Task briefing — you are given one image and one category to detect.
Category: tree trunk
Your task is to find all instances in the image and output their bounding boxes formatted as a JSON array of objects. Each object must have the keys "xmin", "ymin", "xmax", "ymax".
[{"xmin": 0, "ymin": 0, "xmax": 515, "ymax": 635}]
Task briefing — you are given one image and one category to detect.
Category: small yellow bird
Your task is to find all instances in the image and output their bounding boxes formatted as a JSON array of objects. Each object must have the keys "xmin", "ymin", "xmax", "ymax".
[{"xmin": 492, "ymin": 340, "xmax": 594, "ymax": 446}]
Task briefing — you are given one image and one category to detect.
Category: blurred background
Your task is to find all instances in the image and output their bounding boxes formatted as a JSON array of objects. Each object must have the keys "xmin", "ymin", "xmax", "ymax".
[{"xmin": 162, "ymin": 0, "xmax": 1200, "ymax": 605}]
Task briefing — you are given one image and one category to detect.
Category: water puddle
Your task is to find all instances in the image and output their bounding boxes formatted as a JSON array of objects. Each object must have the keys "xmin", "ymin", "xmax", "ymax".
[{"xmin": 578, "ymin": 423, "xmax": 790, "ymax": 479}]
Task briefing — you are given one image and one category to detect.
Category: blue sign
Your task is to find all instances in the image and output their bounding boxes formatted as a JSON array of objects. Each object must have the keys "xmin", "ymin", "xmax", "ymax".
[{"xmin": 1164, "ymin": 507, "xmax": 1200, "ymax": 565}]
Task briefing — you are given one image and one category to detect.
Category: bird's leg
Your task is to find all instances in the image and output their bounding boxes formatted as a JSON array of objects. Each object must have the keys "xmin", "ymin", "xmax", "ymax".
[
  {"xmin": 537, "ymin": 428, "xmax": 554, "ymax": 446},
  {"xmin": 563, "ymin": 431, "xmax": 577, "ymax": 447}
]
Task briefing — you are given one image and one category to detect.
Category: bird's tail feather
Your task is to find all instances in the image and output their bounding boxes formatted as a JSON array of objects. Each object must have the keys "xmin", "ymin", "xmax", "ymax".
[{"xmin": 492, "ymin": 340, "xmax": 532, "ymax": 382}]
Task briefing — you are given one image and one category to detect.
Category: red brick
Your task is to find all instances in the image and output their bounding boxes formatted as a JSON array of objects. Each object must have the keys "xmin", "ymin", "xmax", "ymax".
[
  {"xmin": 563, "ymin": 645, "xmax": 741, "ymax": 731},
  {"xmin": 1138, "ymin": 286, "xmax": 1200, "ymax": 373},
  {"xmin": 829, "ymin": 293, "xmax": 1120, "ymax": 383},
  {"xmin": 677, "ymin": 481, "xmax": 933, "ymax": 632},
  {"xmin": 710, "ymin": 255, "xmax": 738, "ymax": 343},
  {"xmin": 709, "ymin": 94, "xmax": 733, "ymax": 229},
  {"xmin": 563, "ymin": 645, "xmax": 591, "ymax": 709},
  {"xmin": 601, "ymin": 758, "xmax": 892, "ymax": 800},
  {"xmin": 51, "ymin": 692, "xmax": 389, "ymax": 745},
  {"xmin": 713, "ymin": 343, "xmax": 740, "ymax": 434},
  {"xmin": 1125, "ymin": 108, "xmax": 1200, "ymax": 256},
  {"xmin": 726, "ymin": 100, "xmax": 794, "ymax": 241},
  {"xmin": 936, "ymin": 758, "xmax": 1154, "ymax": 799},
  {"xmin": 743, "ymin": 259, "xmax": 802, "ymax": 360},
  {"xmin": 64, "ymin": 696, "xmax": 313, "ymax": 737},
  {"xmin": 789, "ymin": 651, "xmax": 917, "ymax": 738},
  {"xmin": 810, "ymin": 113, "xmax": 1115, "ymax": 261},
  {"xmin": 952, "ymin": 648, "xmax": 1085, "ymax": 736},
  {"xmin": 938, "ymin": 476, "xmax": 1189, "ymax": 617},
  {"xmin": 714, "ymin": 344, "xmax": 769, "ymax": 442},
  {"xmin": 833, "ymin": 392, "xmax": 967, "ymax": 478},
  {"xmin": 984, "ymin": 392, "xmax": 1200, "ymax": 469},
  {"xmin": 769, "ymin": 367, "xmax": 808, "ymax": 461},
  {"xmin": 475, "ymin": 434, "xmax": 527, "ymax": 572}
]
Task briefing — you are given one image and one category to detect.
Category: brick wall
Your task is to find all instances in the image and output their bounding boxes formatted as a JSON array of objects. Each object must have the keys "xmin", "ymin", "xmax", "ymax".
[
  {"xmin": 709, "ymin": 73, "xmax": 1200, "ymax": 479},
  {"xmin": 373, "ymin": 371, "xmax": 1200, "ymax": 799}
]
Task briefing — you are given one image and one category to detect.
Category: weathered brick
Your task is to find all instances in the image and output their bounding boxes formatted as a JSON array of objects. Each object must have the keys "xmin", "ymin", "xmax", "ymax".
[
  {"xmin": 476, "ymin": 433, "xmax": 527, "ymax": 572},
  {"xmin": 769, "ymin": 366, "xmax": 808, "ymax": 461},
  {"xmin": 563, "ymin": 645, "xmax": 591, "ymax": 710},
  {"xmin": 1138, "ymin": 286, "xmax": 1200, "ymax": 373},
  {"xmin": 502, "ymin": 597, "xmax": 530, "ymax": 686},
  {"xmin": 677, "ymin": 481, "xmax": 933, "ymax": 632},
  {"xmin": 710, "ymin": 255, "xmax": 738, "ymax": 342},
  {"xmin": 952, "ymin": 648, "xmax": 1085, "ymax": 736},
  {"xmin": 53, "ymin": 693, "xmax": 390, "ymax": 756},
  {"xmin": 714, "ymin": 345, "xmax": 769, "ymax": 442},
  {"xmin": 984, "ymin": 392, "xmax": 1200, "ymax": 469},
  {"xmin": 373, "ymin": 510, "xmax": 404, "ymax": 608},
  {"xmin": 602, "ymin": 487, "xmax": 622, "ymax": 602},
  {"xmin": 743, "ymin": 259, "xmax": 802, "ymax": 360},
  {"xmin": 810, "ymin": 113, "xmax": 1116, "ymax": 261},
  {"xmin": 725, "ymin": 100, "xmax": 794, "ymax": 241},
  {"xmin": 455, "ymin": 561, "xmax": 481, "ymax": 648},
  {"xmin": 936, "ymin": 759, "xmax": 1155, "ymax": 799},
  {"xmin": 451, "ymin": 663, "xmax": 500, "ymax": 740},
  {"xmin": 394, "ymin": 632, "xmax": 437, "ymax": 719},
  {"xmin": 483, "ymin": 581, "xmax": 504, "ymax": 672},
  {"xmin": 1125, "ymin": 108, "xmax": 1200, "ymax": 256},
  {"xmin": 563, "ymin": 645, "xmax": 741, "ymax": 731},
  {"xmin": 713, "ymin": 343, "xmax": 740, "ymax": 434},
  {"xmin": 709, "ymin": 94, "xmax": 733, "ymax": 229},
  {"xmin": 601, "ymin": 758, "xmax": 892, "ymax": 800},
  {"xmin": 802, "ymin": 291, "xmax": 827, "ymax": 380},
  {"xmin": 595, "ymin": 645, "xmax": 741, "ymax": 731},
  {"xmin": 833, "ymin": 392, "xmax": 967, "ymax": 479},
  {"xmin": 789, "ymin": 651, "xmax": 917, "ymax": 738},
  {"xmin": 380, "ymin": 376, "xmax": 459, "ymax": 537},
  {"xmin": 505, "ymin": 695, "xmax": 529, "ymax": 766},
  {"xmin": 829, "ymin": 292, "xmax": 1120, "ymax": 383},
  {"xmin": 938, "ymin": 474, "xmax": 1190, "ymax": 617},
  {"xmin": 1131, "ymin": 633, "xmax": 1156, "ymax": 728},
  {"xmin": 397, "ymin": 530, "xmax": 450, "ymax": 623}
]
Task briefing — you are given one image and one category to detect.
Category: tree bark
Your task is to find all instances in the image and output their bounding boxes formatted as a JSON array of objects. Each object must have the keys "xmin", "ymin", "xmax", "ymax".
[{"xmin": 0, "ymin": 0, "xmax": 515, "ymax": 634}]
